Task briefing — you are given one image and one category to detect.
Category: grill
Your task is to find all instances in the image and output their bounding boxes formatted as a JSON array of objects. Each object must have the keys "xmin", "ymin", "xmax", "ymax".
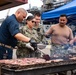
[
  {"xmin": 1, "ymin": 57, "xmax": 76, "ymax": 75},
  {"xmin": 1, "ymin": 44, "xmax": 76, "ymax": 75}
]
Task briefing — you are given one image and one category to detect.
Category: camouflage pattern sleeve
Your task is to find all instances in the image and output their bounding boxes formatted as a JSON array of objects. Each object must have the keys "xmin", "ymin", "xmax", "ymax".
[{"xmin": 17, "ymin": 26, "xmax": 27, "ymax": 48}]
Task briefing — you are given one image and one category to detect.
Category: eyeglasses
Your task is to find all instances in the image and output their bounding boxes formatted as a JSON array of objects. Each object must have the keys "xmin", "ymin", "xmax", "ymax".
[{"xmin": 31, "ymin": 21, "xmax": 36, "ymax": 23}]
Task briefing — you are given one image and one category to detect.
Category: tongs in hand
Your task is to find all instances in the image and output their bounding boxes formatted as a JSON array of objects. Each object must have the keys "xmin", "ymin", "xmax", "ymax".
[{"xmin": 37, "ymin": 47, "xmax": 50, "ymax": 61}]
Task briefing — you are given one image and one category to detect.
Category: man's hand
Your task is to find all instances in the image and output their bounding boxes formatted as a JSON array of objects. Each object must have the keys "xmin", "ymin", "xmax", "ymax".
[
  {"xmin": 44, "ymin": 34, "xmax": 51, "ymax": 38},
  {"xmin": 29, "ymin": 39, "xmax": 37, "ymax": 51},
  {"xmin": 26, "ymin": 43, "xmax": 34, "ymax": 51}
]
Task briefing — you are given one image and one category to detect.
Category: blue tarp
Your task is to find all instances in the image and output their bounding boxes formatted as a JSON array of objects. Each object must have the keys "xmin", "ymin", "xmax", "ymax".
[{"xmin": 41, "ymin": 0, "xmax": 76, "ymax": 20}]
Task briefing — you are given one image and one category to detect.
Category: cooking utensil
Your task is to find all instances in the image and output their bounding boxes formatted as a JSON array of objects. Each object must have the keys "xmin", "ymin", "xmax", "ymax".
[
  {"xmin": 37, "ymin": 44, "xmax": 46, "ymax": 49},
  {"xmin": 37, "ymin": 48, "xmax": 50, "ymax": 61}
]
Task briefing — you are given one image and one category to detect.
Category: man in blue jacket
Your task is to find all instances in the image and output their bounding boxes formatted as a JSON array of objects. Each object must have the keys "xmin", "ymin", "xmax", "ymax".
[{"xmin": 0, "ymin": 8, "xmax": 34, "ymax": 59}]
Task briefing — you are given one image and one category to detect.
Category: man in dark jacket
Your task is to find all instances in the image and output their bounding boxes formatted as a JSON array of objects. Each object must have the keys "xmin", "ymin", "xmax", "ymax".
[{"xmin": 0, "ymin": 8, "xmax": 35, "ymax": 59}]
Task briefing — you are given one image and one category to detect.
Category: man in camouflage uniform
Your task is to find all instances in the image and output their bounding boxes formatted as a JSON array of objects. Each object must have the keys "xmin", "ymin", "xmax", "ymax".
[
  {"xmin": 32, "ymin": 11, "xmax": 56, "ymax": 75},
  {"xmin": 33, "ymin": 11, "xmax": 48, "ymax": 44},
  {"xmin": 16, "ymin": 16, "xmax": 39, "ymax": 58}
]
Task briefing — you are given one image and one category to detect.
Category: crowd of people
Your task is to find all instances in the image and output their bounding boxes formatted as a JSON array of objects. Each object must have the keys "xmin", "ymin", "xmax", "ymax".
[{"xmin": 0, "ymin": 8, "xmax": 76, "ymax": 75}]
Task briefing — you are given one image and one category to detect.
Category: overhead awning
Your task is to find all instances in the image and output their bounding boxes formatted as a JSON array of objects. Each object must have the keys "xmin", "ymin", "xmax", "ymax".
[
  {"xmin": 41, "ymin": 0, "xmax": 76, "ymax": 20},
  {"xmin": 0, "ymin": 0, "xmax": 28, "ymax": 10}
]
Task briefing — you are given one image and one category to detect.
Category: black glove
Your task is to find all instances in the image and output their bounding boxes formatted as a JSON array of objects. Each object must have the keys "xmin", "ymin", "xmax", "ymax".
[
  {"xmin": 37, "ymin": 28, "xmax": 40, "ymax": 32},
  {"xmin": 29, "ymin": 39, "xmax": 37, "ymax": 51},
  {"xmin": 45, "ymin": 35, "xmax": 51, "ymax": 38}
]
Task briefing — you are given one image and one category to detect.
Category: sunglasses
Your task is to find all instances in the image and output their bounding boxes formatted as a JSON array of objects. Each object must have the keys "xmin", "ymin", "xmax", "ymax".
[{"xmin": 31, "ymin": 21, "xmax": 36, "ymax": 23}]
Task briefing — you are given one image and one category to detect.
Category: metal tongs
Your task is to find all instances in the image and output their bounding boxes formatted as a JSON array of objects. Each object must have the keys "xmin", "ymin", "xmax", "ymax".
[{"xmin": 36, "ymin": 44, "xmax": 51, "ymax": 60}]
